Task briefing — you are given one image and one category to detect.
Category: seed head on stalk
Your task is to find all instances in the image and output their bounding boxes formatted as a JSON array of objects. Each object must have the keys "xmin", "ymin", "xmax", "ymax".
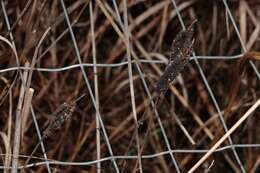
[{"xmin": 154, "ymin": 21, "xmax": 196, "ymax": 94}]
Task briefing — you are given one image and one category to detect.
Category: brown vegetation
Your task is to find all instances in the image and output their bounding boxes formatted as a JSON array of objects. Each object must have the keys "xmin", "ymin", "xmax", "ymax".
[{"xmin": 0, "ymin": 0, "xmax": 259, "ymax": 173}]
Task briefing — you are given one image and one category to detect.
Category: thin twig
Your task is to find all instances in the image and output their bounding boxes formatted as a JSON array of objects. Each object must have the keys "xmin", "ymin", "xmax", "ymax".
[
  {"xmin": 172, "ymin": 112, "xmax": 195, "ymax": 145},
  {"xmin": 89, "ymin": 2, "xmax": 101, "ymax": 173},
  {"xmin": 122, "ymin": 0, "xmax": 143, "ymax": 172}
]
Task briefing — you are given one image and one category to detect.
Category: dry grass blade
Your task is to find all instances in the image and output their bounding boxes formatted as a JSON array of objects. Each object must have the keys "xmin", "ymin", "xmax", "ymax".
[
  {"xmin": 89, "ymin": 1, "xmax": 101, "ymax": 173},
  {"xmin": 122, "ymin": 0, "xmax": 143, "ymax": 172},
  {"xmin": 172, "ymin": 112, "xmax": 195, "ymax": 145},
  {"xmin": 5, "ymin": 0, "xmax": 33, "ymax": 36},
  {"xmin": 26, "ymin": 27, "xmax": 51, "ymax": 91},
  {"xmin": 224, "ymin": 51, "xmax": 260, "ymax": 121},
  {"xmin": 11, "ymin": 62, "xmax": 29, "ymax": 173},
  {"xmin": 188, "ymin": 98, "xmax": 260, "ymax": 173},
  {"xmin": 0, "ymin": 35, "xmax": 18, "ymax": 57},
  {"xmin": 0, "ymin": 34, "xmax": 20, "ymax": 106},
  {"xmin": 238, "ymin": 51, "xmax": 260, "ymax": 75},
  {"xmin": 0, "ymin": 132, "xmax": 11, "ymax": 173}
]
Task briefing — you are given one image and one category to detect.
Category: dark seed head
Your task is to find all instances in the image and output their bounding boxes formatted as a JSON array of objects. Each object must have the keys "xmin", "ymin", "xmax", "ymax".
[
  {"xmin": 170, "ymin": 21, "xmax": 195, "ymax": 62},
  {"xmin": 42, "ymin": 94, "xmax": 85, "ymax": 138},
  {"xmin": 43, "ymin": 102, "xmax": 76, "ymax": 138},
  {"xmin": 154, "ymin": 21, "xmax": 196, "ymax": 94}
]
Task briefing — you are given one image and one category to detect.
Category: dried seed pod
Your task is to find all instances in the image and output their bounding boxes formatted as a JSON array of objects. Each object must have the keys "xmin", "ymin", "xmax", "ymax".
[
  {"xmin": 43, "ymin": 93, "xmax": 86, "ymax": 138},
  {"xmin": 22, "ymin": 102, "xmax": 75, "ymax": 172},
  {"xmin": 154, "ymin": 21, "xmax": 195, "ymax": 94},
  {"xmin": 43, "ymin": 102, "xmax": 76, "ymax": 138},
  {"xmin": 169, "ymin": 22, "xmax": 195, "ymax": 62},
  {"xmin": 22, "ymin": 94, "xmax": 86, "ymax": 172}
]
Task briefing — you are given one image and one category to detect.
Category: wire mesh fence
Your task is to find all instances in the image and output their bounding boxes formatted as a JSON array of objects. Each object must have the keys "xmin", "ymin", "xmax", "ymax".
[{"xmin": 0, "ymin": 0, "xmax": 259, "ymax": 173}]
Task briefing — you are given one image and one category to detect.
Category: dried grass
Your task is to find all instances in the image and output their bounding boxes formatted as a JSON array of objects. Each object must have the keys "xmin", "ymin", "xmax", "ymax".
[{"xmin": 0, "ymin": 0, "xmax": 259, "ymax": 173}]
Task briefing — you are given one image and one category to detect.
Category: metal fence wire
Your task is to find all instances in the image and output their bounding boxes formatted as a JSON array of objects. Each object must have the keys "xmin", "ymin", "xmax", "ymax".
[{"xmin": 0, "ymin": 0, "xmax": 259, "ymax": 173}]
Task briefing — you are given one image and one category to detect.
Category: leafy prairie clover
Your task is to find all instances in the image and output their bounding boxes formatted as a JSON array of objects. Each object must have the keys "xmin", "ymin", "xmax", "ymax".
[{"xmin": 154, "ymin": 22, "xmax": 195, "ymax": 94}]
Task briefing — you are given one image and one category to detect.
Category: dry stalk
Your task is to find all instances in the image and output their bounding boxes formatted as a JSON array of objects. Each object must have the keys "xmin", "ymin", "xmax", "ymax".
[
  {"xmin": 11, "ymin": 62, "xmax": 29, "ymax": 173},
  {"xmin": 130, "ymin": 21, "xmax": 196, "ymax": 173},
  {"xmin": 21, "ymin": 88, "xmax": 34, "ymax": 140},
  {"xmin": 89, "ymin": 1, "xmax": 101, "ymax": 173},
  {"xmin": 138, "ymin": 21, "xmax": 196, "ymax": 131},
  {"xmin": 4, "ymin": 91, "xmax": 13, "ymax": 173},
  {"xmin": 122, "ymin": 0, "xmax": 143, "ymax": 172}
]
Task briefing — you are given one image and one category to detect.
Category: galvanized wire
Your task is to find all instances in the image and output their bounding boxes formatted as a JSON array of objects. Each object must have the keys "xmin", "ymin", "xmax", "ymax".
[
  {"xmin": 0, "ymin": 0, "xmax": 259, "ymax": 172},
  {"xmin": 0, "ymin": 55, "xmax": 244, "ymax": 73},
  {"xmin": 0, "ymin": 144, "xmax": 259, "ymax": 169}
]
